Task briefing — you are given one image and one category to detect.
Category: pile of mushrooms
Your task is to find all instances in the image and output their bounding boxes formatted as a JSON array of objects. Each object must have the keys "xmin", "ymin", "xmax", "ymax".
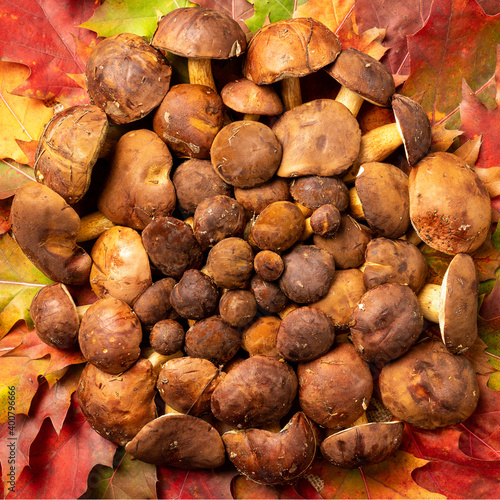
[{"xmin": 13, "ymin": 6, "xmax": 492, "ymax": 486}]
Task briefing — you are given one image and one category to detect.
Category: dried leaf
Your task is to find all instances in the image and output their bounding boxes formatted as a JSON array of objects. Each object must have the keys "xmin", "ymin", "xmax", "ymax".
[
  {"xmin": 197, "ymin": 0, "xmax": 255, "ymax": 33},
  {"xmin": 0, "ymin": 198, "xmax": 12, "ymax": 235},
  {"xmin": 429, "ymin": 122, "xmax": 463, "ymax": 153},
  {"xmin": 247, "ymin": 0, "xmax": 308, "ymax": 33},
  {"xmin": 0, "ymin": 160, "xmax": 35, "ymax": 199}
]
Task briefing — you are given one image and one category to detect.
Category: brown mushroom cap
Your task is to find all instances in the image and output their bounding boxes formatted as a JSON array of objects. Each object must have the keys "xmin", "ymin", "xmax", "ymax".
[
  {"xmin": 221, "ymin": 78, "xmax": 283, "ymax": 116},
  {"xmin": 439, "ymin": 253, "xmax": 478, "ymax": 353},
  {"xmin": 309, "ymin": 204, "xmax": 342, "ymax": 238},
  {"xmin": 77, "ymin": 358, "xmax": 157, "ymax": 446},
  {"xmin": 90, "ymin": 226, "xmax": 152, "ymax": 306},
  {"xmin": 298, "ymin": 343, "xmax": 373, "ymax": 428},
  {"xmin": 125, "ymin": 413, "xmax": 226, "ymax": 468},
  {"xmin": 30, "ymin": 283, "xmax": 79, "ymax": 349},
  {"xmin": 353, "ymin": 162, "xmax": 410, "ymax": 238},
  {"xmin": 350, "ymin": 283, "xmax": 424, "ymax": 363},
  {"xmin": 289, "ymin": 175, "xmax": 349, "ymax": 211},
  {"xmin": 325, "ymin": 48, "xmax": 395, "ymax": 107},
  {"xmin": 149, "ymin": 319, "xmax": 185, "ymax": 356},
  {"xmin": 97, "ymin": 129, "xmax": 176, "ymax": 230},
  {"xmin": 222, "ymin": 412, "xmax": 316, "ymax": 485},
  {"xmin": 392, "ymin": 94, "xmax": 432, "ymax": 166},
  {"xmin": 379, "ymin": 339, "xmax": 480, "ymax": 429},
  {"xmin": 320, "ymin": 421, "xmax": 404, "ymax": 469},
  {"xmin": 250, "ymin": 274, "xmax": 289, "ymax": 314},
  {"xmin": 133, "ymin": 278, "xmax": 177, "ymax": 330},
  {"xmin": 244, "ymin": 18, "xmax": 340, "ymax": 85},
  {"xmin": 363, "ymin": 238, "xmax": 428, "ymax": 293},
  {"xmin": 242, "ymin": 316, "xmax": 281, "ymax": 358},
  {"xmin": 211, "ymin": 121, "xmax": 282, "ymax": 188},
  {"xmin": 409, "ymin": 152, "xmax": 491, "ymax": 254},
  {"xmin": 153, "ymin": 83, "xmax": 224, "ymax": 159},
  {"xmin": 152, "ymin": 7, "xmax": 246, "ymax": 60},
  {"xmin": 34, "ymin": 105, "xmax": 109, "ymax": 204},
  {"xmin": 272, "ymin": 99, "xmax": 361, "ymax": 177},
  {"xmin": 11, "ymin": 182, "xmax": 92, "ymax": 285},
  {"xmin": 86, "ymin": 33, "xmax": 172, "ymax": 124},
  {"xmin": 78, "ymin": 297, "xmax": 143, "ymax": 374},
  {"xmin": 219, "ymin": 290, "xmax": 258, "ymax": 328},
  {"xmin": 254, "ymin": 250, "xmax": 284, "ymax": 281},
  {"xmin": 234, "ymin": 177, "xmax": 291, "ymax": 215},
  {"xmin": 211, "ymin": 355, "xmax": 298, "ymax": 428}
]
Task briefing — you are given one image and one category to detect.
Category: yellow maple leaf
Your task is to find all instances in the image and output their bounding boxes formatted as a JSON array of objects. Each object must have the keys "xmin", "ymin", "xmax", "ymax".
[{"xmin": 0, "ymin": 62, "xmax": 53, "ymax": 164}]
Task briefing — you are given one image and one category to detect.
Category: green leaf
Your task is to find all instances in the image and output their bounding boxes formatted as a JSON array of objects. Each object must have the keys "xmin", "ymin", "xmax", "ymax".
[
  {"xmin": 81, "ymin": 0, "xmax": 198, "ymax": 40},
  {"xmin": 0, "ymin": 159, "xmax": 34, "ymax": 199},
  {"xmin": 245, "ymin": 0, "xmax": 308, "ymax": 33},
  {"xmin": 0, "ymin": 233, "xmax": 52, "ymax": 339}
]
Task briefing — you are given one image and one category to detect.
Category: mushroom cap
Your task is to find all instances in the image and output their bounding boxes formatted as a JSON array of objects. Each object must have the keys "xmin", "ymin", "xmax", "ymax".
[
  {"xmin": 250, "ymin": 274, "xmax": 289, "ymax": 314},
  {"xmin": 133, "ymin": 278, "xmax": 177, "ymax": 330},
  {"xmin": 409, "ymin": 152, "xmax": 491, "ymax": 254},
  {"xmin": 392, "ymin": 94, "xmax": 431, "ymax": 166},
  {"xmin": 379, "ymin": 339, "xmax": 480, "ymax": 429},
  {"xmin": 219, "ymin": 289, "xmax": 258, "ymax": 327},
  {"xmin": 149, "ymin": 319, "xmax": 185, "ymax": 356},
  {"xmin": 309, "ymin": 204, "xmax": 342, "ymax": 238},
  {"xmin": 272, "ymin": 99, "xmax": 361, "ymax": 177},
  {"xmin": 363, "ymin": 237, "xmax": 428, "ymax": 293},
  {"xmin": 290, "ymin": 175, "xmax": 349, "ymax": 211},
  {"xmin": 439, "ymin": 253, "xmax": 478, "ymax": 353},
  {"xmin": 320, "ymin": 421, "xmax": 404, "ymax": 469},
  {"xmin": 125, "ymin": 413, "xmax": 226, "ymax": 468},
  {"xmin": 86, "ymin": 33, "xmax": 172, "ymax": 124},
  {"xmin": 221, "ymin": 78, "xmax": 283, "ymax": 116},
  {"xmin": 77, "ymin": 358, "xmax": 157, "ymax": 446},
  {"xmin": 325, "ymin": 48, "xmax": 395, "ymax": 107},
  {"xmin": 242, "ymin": 316, "xmax": 281, "ymax": 359},
  {"xmin": 35, "ymin": 105, "xmax": 109, "ymax": 204},
  {"xmin": 222, "ymin": 412, "xmax": 317, "ymax": 485},
  {"xmin": 234, "ymin": 177, "xmax": 291, "ymax": 215},
  {"xmin": 350, "ymin": 283, "xmax": 424, "ymax": 363},
  {"xmin": 253, "ymin": 250, "xmax": 284, "ymax": 281},
  {"xmin": 97, "ymin": 129, "xmax": 176, "ymax": 230},
  {"xmin": 11, "ymin": 182, "xmax": 92, "ymax": 285},
  {"xmin": 152, "ymin": 7, "xmax": 247, "ymax": 60},
  {"xmin": 244, "ymin": 18, "xmax": 340, "ymax": 85},
  {"xmin": 354, "ymin": 162, "xmax": 410, "ymax": 238},
  {"xmin": 30, "ymin": 283, "xmax": 79, "ymax": 349}
]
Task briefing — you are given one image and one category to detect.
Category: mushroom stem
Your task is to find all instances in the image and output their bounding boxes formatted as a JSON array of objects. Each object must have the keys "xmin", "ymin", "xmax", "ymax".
[
  {"xmin": 348, "ymin": 187, "xmax": 365, "ymax": 220},
  {"xmin": 400, "ymin": 228, "xmax": 422, "ymax": 247},
  {"xmin": 76, "ymin": 211, "xmax": 115, "ymax": 243},
  {"xmin": 281, "ymin": 77, "xmax": 302, "ymax": 110},
  {"xmin": 142, "ymin": 346, "xmax": 183, "ymax": 375},
  {"xmin": 76, "ymin": 304, "xmax": 91, "ymax": 321},
  {"xmin": 351, "ymin": 412, "xmax": 369, "ymax": 426},
  {"xmin": 417, "ymin": 283, "xmax": 441, "ymax": 324},
  {"xmin": 188, "ymin": 58, "xmax": 217, "ymax": 91},
  {"xmin": 243, "ymin": 113, "xmax": 260, "ymax": 121},
  {"xmin": 335, "ymin": 85, "xmax": 364, "ymax": 116},
  {"xmin": 300, "ymin": 217, "xmax": 314, "ymax": 241},
  {"xmin": 278, "ymin": 302, "xmax": 299, "ymax": 319}
]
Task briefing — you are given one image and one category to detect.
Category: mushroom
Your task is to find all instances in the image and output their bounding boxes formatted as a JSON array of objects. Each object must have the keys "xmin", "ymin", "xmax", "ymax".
[
  {"xmin": 350, "ymin": 283, "xmax": 424, "ymax": 363},
  {"xmin": 253, "ymin": 250, "xmax": 284, "ymax": 281},
  {"xmin": 324, "ymin": 48, "xmax": 395, "ymax": 116},
  {"xmin": 220, "ymin": 78, "xmax": 283, "ymax": 121},
  {"xmin": 378, "ymin": 339, "xmax": 480, "ymax": 429},
  {"xmin": 86, "ymin": 32, "xmax": 172, "ymax": 124},
  {"xmin": 97, "ymin": 129, "xmax": 176, "ymax": 230},
  {"xmin": 417, "ymin": 253, "xmax": 478, "ymax": 353},
  {"xmin": 125, "ymin": 413, "xmax": 226, "ymax": 468},
  {"xmin": 218, "ymin": 290, "xmax": 258, "ymax": 328},
  {"xmin": 289, "ymin": 175, "xmax": 349, "ymax": 212},
  {"xmin": 244, "ymin": 18, "xmax": 341, "ymax": 110},
  {"xmin": 78, "ymin": 297, "xmax": 143, "ymax": 374},
  {"xmin": 409, "ymin": 152, "xmax": 491, "ymax": 255},
  {"xmin": 242, "ymin": 316, "xmax": 282, "ymax": 359},
  {"xmin": 10, "ymin": 182, "xmax": 92, "ymax": 285},
  {"xmin": 153, "ymin": 83, "xmax": 224, "ymax": 159},
  {"xmin": 222, "ymin": 412, "xmax": 317, "ymax": 485},
  {"xmin": 308, "ymin": 204, "xmax": 342, "ymax": 238},
  {"xmin": 249, "ymin": 274, "xmax": 289, "ymax": 314},
  {"xmin": 234, "ymin": 177, "xmax": 291, "ymax": 216},
  {"xmin": 34, "ymin": 105, "xmax": 109, "ymax": 204},
  {"xmin": 151, "ymin": 7, "xmax": 247, "ymax": 91},
  {"xmin": 272, "ymin": 99, "xmax": 361, "ymax": 177}
]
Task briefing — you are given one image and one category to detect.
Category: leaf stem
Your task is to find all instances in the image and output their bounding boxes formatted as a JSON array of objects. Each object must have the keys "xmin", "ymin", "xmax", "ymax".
[
  {"xmin": 3, "ymin": 159, "xmax": 36, "ymax": 180},
  {"xmin": 459, "ymin": 423, "xmax": 500, "ymax": 458},
  {"xmin": 0, "ymin": 93, "xmax": 34, "ymax": 141},
  {"xmin": 0, "ymin": 280, "xmax": 47, "ymax": 287},
  {"xmin": 358, "ymin": 467, "xmax": 371, "ymax": 499}
]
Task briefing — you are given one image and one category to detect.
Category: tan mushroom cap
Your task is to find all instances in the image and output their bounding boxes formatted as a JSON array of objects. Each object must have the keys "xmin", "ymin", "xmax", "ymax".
[
  {"xmin": 273, "ymin": 99, "xmax": 361, "ymax": 177},
  {"xmin": 125, "ymin": 413, "xmax": 226, "ymax": 468},
  {"xmin": 152, "ymin": 7, "xmax": 247, "ymax": 60},
  {"xmin": 409, "ymin": 152, "xmax": 491, "ymax": 254},
  {"xmin": 244, "ymin": 18, "xmax": 340, "ymax": 85},
  {"xmin": 10, "ymin": 182, "xmax": 92, "ymax": 286},
  {"xmin": 221, "ymin": 78, "xmax": 283, "ymax": 116},
  {"xmin": 320, "ymin": 421, "xmax": 404, "ymax": 469},
  {"xmin": 439, "ymin": 253, "xmax": 479, "ymax": 353},
  {"xmin": 325, "ymin": 48, "xmax": 396, "ymax": 107}
]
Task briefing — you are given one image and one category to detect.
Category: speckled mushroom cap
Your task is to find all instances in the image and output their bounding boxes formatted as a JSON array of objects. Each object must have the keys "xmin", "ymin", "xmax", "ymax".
[
  {"xmin": 409, "ymin": 152, "xmax": 491, "ymax": 254},
  {"xmin": 325, "ymin": 48, "xmax": 395, "ymax": 107},
  {"xmin": 125, "ymin": 413, "xmax": 226, "ymax": 468},
  {"xmin": 152, "ymin": 7, "xmax": 247, "ymax": 60},
  {"xmin": 321, "ymin": 421, "xmax": 404, "ymax": 469},
  {"xmin": 392, "ymin": 94, "xmax": 431, "ymax": 166},
  {"xmin": 244, "ymin": 18, "xmax": 340, "ymax": 84},
  {"xmin": 439, "ymin": 253, "xmax": 479, "ymax": 353}
]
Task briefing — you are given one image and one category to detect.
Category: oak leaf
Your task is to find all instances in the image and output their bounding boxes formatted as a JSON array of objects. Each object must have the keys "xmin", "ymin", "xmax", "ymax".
[{"xmin": 0, "ymin": 160, "xmax": 35, "ymax": 200}]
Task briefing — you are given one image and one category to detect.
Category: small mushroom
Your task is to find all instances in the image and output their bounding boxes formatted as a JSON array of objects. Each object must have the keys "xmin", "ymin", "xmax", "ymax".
[
  {"xmin": 149, "ymin": 319, "xmax": 185, "ymax": 356},
  {"xmin": 308, "ymin": 204, "xmax": 342, "ymax": 238},
  {"xmin": 223, "ymin": 412, "xmax": 317, "ymax": 485},
  {"xmin": 242, "ymin": 316, "xmax": 281, "ymax": 359},
  {"xmin": 234, "ymin": 177, "xmax": 291, "ymax": 215},
  {"xmin": 250, "ymin": 274, "xmax": 289, "ymax": 314},
  {"xmin": 289, "ymin": 175, "xmax": 349, "ymax": 212},
  {"xmin": 219, "ymin": 290, "xmax": 258, "ymax": 328},
  {"xmin": 11, "ymin": 182, "xmax": 92, "ymax": 285},
  {"xmin": 125, "ymin": 413, "xmax": 226, "ymax": 468},
  {"xmin": 253, "ymin": 250, "xmax": 284, "ymax": 281}
]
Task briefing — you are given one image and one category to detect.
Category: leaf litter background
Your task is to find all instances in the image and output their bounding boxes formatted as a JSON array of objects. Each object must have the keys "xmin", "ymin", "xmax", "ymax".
[{"xmin": 1, "ymin": 0, "xmax": 500, "ymax": 498}]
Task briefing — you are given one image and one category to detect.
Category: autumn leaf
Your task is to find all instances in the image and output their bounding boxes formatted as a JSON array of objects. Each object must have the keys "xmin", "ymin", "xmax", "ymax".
[
  {"xmin": 5, "ymin": 394, "xmax": 117, "ymax": 499},
  {"xmin": 429, "ymin": 122, "xmax": 463, "ymax": 153},
  {"xmin": 246, "ymin": 0, "xmax": 308, "ymax": 33},
  {"xmin": 197, "ymin": 0, "xmax": 255, "ymax": 32},
  {"xmin": 0, "ymin": 160, "xmax": 34, "ymax": 200},
  {"xmin": 402, "ymin": 0, "xmax": 500, "ymax": 128},
  {"xmin": 0, "ymin": 62, "xmax": 53, "ymax": 164}
]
